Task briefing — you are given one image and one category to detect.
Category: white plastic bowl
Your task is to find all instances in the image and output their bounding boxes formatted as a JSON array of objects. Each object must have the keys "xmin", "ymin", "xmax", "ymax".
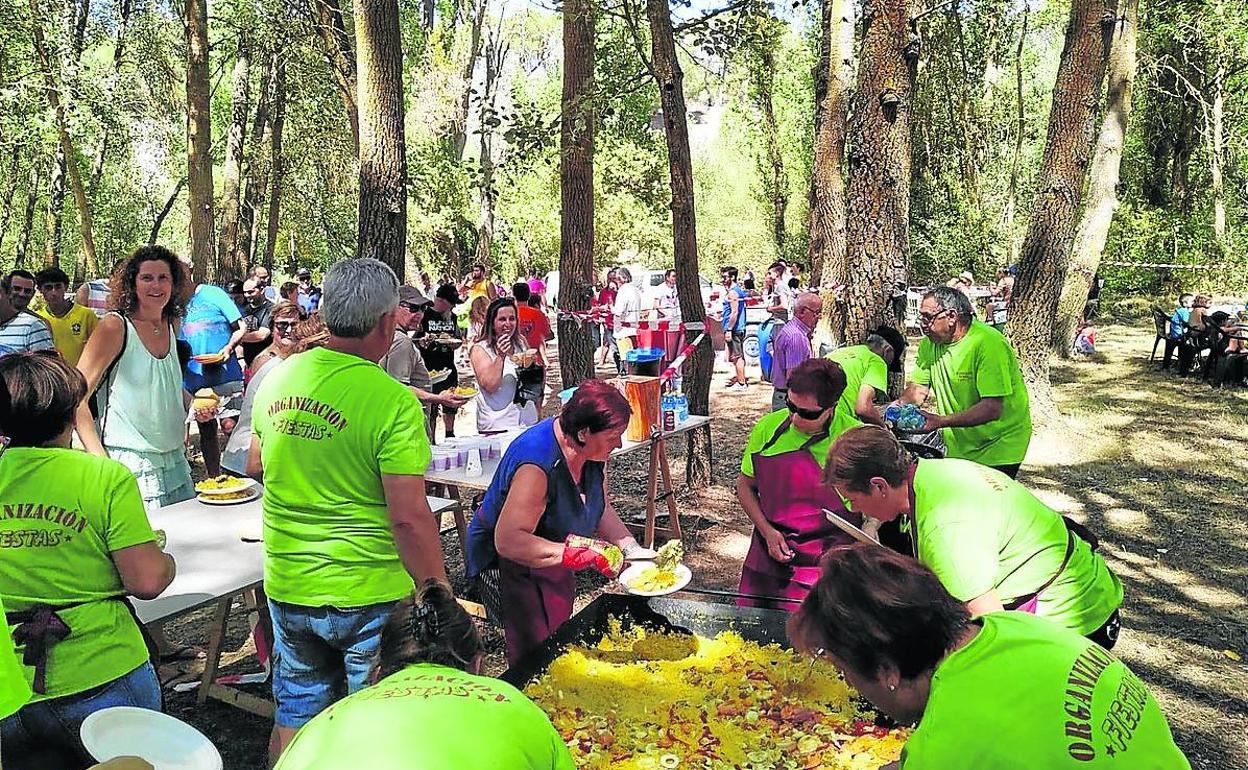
[{"xmin": 80, "ymin": 707, "xmax": 223, "ymax": 770}]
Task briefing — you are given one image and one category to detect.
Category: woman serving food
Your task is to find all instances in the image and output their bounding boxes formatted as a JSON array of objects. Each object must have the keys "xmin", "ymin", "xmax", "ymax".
[
  {"xmin": 464, "ymin": 380, "xmax": 656, "ymax": 663},
  {"xmin": 824, "ymin": 426, "xmax": 1123, "ymax": 646}
]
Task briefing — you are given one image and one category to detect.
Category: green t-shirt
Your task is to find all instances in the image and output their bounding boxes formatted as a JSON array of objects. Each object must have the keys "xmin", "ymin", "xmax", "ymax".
[
  {"xmin": 913, "ymin": 459, "xmax": 1122, "ymax": 634},
  {"xmin": 901, "ymin": 612, "xmax": 1190, "ymax": 770},
  {"xmin": 275, "ymin": 664, "xmax": 576, "ymax": 770},
  {"xmin": 0, "ymin": 594, "xmax": 30, "ymax": 719},
  {"xmin": 827, "ymin": 345, "xmax": 889, "ymax": 430},
  {"xmin": 0, "ymin": 447, "xmax": 156, "ymax": 701},
  {"xmin": 253, "ymin": 347, "xmax": 432, "ymax": 607},
  {"xmin": 912, "ymin": 320, "xmax": 1032, "ymax": 465},
  {"xmin": 740, "ymin": 407, "xmax": 858, "ymax": 477}
]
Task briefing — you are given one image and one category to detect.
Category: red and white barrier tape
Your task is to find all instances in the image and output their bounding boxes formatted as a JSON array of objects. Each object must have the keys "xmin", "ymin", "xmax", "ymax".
[{"xmin": 659, "ymin": 332, "xmax": 707, "ymax": 383}]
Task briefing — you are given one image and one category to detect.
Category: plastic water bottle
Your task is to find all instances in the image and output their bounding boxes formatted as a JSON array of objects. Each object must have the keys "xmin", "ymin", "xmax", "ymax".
[
  {"xmin": 884, "ymin": 403, "xmax": 926, "ymax": 432},
  {"xmin": 465, "ymin": 448, "xmax": 483, "ymax": 478}
]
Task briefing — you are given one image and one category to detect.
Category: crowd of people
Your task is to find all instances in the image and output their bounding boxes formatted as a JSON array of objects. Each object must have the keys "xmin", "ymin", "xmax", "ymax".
[
  {"xmin": 1159, "ymin": 291, "xmax": 1248, "ymax": 387},
  {"xmin": 0, "ymin": 249, "xmax": 1193, "ymax": 769}
]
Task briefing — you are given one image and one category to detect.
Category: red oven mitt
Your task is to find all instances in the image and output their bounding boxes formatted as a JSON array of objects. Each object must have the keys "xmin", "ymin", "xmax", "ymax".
[{"xmin": 562, "ymin": 535, "xmax": 624, "ymax": 578}]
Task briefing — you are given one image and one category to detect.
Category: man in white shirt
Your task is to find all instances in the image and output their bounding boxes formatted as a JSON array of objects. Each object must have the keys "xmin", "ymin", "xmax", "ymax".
[
  {"xmin": 612, "ymin": 266, "xmax": 641, "ymax": 357},
  {"xmin": 0, "ymin": 281, "xmax": 53, "ymax": 356}
]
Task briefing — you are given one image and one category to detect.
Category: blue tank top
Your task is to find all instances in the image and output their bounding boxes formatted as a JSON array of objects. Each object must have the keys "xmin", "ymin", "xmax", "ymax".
[{"xmin": 465, "ymin": 418, "xmax": 606, "ymax": 578}]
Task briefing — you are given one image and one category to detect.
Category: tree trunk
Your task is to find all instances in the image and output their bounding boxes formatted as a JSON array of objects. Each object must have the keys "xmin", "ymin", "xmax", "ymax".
[
  {"xmin": 0, "ymin": 149, "xmax": 21, "ymax": 257},
  {"xmin": 808, "ymin": 0, "xmax": 830, "ymax": 281},
  {"xmin": 264, "ymin": 59, "xmax": 287, "ymax": 269},
  {"xmin": 1210, "ymin": 58, "xmax": 1226, "ymax": 242},
  {"xmin": 1004, "ymin": 0, "xmax": 1115, "ymax": 410},
  {"xmin": 1141, "ymin": 61, "xmax": 1173, "ymax": 207},
  {"xmin": 422, "ymin": 0, "xmax": 434, "ymax": 30},
  {"xmin": 16, "ymin": 164, "xmax": 38, "ymax": 269},
  {"xmin": 752, "ymin": 40, "xmax": 787, "ymax": 254},
  {"xmin": 45, "ymin": 147, "xmax": 65, "ymax": 268},
  {"xmin": 150, "ymin": 178, "xmax": 186, "ymax": 244},
  {"xmin": 310, "ymin": 0, "xmax": 360, "ymax": 153},
  {"xmin": 557, "ymin": 0, "xmax": 596, "ymax": 388},
  {"xmin": 1002, "ymin": 5, "xmax": 1028, "ymax": 259},
  {"xmin": 647, "ymin": 0, "xmax": 711, "ymax": 486},
  {"xmin": 240, "ymin": 54, "xmax": 274, "ymax": 264},
  {"xmin": 90, "ymin": 0, "xmax": 132, "ymax": 193},
  {"xmin": 842, "ymin": 0, "xmax": 916, "ymax": 345},
  {"xmin": 1171, "ymin": 96, "xmax": 1196, "ymax": 213},
  {"xmin": 1052, "ymin": 0, "xmax": 1135, "ymax": 354},
  {"xmin": 31, "ymin": 0, "xmax": 99, "ymax": 275},
  {"xmin": 354, "ymin": 0, "xmax": 407, "ymax": 277},
  {"xmin": 186, "ymin": 0, "xmax": 216, "ymax": 282},
  {"xmin": 474, "ymin": 28, "xmax": 506, "ymax": 268},
  {"xmin": 810, "ymin": 0, "xmax": 853, "ymax": 347},
  {"xmin": 218, "ymin": 37, "xmax": 251, "ymax": 281},
  {"xmin": 450, "ymin": 0, "xmax": 489, "ymax": 160}
]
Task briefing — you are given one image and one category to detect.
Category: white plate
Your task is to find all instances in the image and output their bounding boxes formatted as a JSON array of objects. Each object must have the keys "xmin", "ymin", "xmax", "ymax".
[
  {"xmin": 822, "ymin": 508, "xmax": 877, "ymax": 544},
  {"xmin": 618, "ymin": 562, "xmax": 692, "ymax": 597},
  {"xmin": 80, "ymin": 706, "xmax": 223, "ymax": 770},
  {"xmin": 194, "ymin": 477, "xmax": 258, "ymax": 495},
  {"xmin": 197, "ymin": 488, "xmax": 261, "ymax": 506}
]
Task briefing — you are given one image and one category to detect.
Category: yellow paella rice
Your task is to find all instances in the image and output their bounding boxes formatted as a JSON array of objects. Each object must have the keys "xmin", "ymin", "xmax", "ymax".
[
  {"xmin": 627, "ymin": 566, "xmax": 681, "ymax": 593},
  {"xmin": 195, "ymin": 475, "xmax": 250, "ymax": 493},
  {"xmin": 524, "ymin": 621, "xmax": 908, "ymax": 770}
]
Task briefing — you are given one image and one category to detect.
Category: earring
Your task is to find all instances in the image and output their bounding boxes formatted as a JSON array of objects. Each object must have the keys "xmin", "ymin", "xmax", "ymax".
[{"xmin": 889, "ymin": 684, "xmax": 896, "ymax": 692}]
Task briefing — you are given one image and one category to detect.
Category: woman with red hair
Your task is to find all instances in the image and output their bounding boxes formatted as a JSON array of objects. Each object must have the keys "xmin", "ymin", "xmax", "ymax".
[{"xmin": 464, "ymin": 380, "xmax": 656, "ymax": 663}]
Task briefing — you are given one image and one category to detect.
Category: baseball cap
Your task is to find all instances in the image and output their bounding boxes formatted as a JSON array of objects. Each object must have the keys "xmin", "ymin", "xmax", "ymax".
[
  {"xmin": 435, "ymin": 284, "xmax": 461, "ymax": 306},
  {"xmin": 871, "ymin": 325, "xmax": 908, "ymax": 373},
  {"xmin": 398, "ymin": 285, "xmax": 431, "ymax": 307},
  {"xmin": 296, "ymin": 267, "xmax": 311, "ymax": 278}
]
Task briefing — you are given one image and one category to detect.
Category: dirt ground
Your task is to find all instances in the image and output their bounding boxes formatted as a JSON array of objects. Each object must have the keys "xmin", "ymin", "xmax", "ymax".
[{"xmin": 162, "ymin": 321, "xmax": 1246, "ymax": 769}]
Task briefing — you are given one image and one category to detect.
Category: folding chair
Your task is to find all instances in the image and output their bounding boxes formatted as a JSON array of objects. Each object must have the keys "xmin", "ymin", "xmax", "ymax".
[{"xmin": 1150, "ymin": 309, "xmax": 1170, "ymax": 360}]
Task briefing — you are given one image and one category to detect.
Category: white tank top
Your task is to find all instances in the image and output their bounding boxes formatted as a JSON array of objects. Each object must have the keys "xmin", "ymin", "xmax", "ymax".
[
  {"xmin": 98, "ymin": 314, "xmax": 186, "ymax": 454},
  {"xmin": 473, "ymin": 342, "xmax": 538, "ymax": 433}
]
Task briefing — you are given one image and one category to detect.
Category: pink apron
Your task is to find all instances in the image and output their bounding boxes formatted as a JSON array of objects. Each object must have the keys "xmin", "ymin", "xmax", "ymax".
[
  {"xmin": 498, "ymin": 558, "xmax": 576, "ymax": 665},
  {"xmin": 737, "ymin": 417, "xmax": 858, "ymax": 609}
]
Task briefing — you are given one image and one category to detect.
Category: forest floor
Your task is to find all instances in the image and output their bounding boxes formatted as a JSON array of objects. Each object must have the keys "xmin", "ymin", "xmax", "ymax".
[{"xmin": 162, "ymin": 320, "xmax": 1247, "ymax": 770}]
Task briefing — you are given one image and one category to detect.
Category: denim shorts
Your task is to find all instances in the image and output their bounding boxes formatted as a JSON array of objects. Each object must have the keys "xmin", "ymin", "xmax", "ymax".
[
  {"xmin": 107, "ymin": 446, "xmax": 195, "ymax": 508},
  {"xmin": 1, "ymin": 662, "xmax": 160, "ymax": 770},
  {"xmin": 268, "ymin": 599, "xmax": 396, "ymax": 729}
]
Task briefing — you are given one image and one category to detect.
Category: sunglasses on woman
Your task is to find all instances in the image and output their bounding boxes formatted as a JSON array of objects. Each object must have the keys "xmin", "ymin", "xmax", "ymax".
[
  {"xmin": 786, "ymin": 399, "xmax": 828, "ymax": 420},
  {"xmin": 273, "ymin": 321, "xmax": 297, "ymax": 331}
]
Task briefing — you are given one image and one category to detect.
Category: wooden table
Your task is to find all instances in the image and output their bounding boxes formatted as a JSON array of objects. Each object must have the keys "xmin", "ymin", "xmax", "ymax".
[
  {"xmin": 134, "ymin": 490, "xmax": 458, "ymax": 716},
  {"xmin": 424, "ymin": 415, "xmax": 714, "ymax": 547}
]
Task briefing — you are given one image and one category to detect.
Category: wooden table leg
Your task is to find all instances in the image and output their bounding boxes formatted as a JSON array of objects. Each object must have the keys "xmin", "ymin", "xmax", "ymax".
[
  {"xmin": 197, "ymin": 596, "xmax": 232, "ymax": 706},
  {"xmin": 657, "ymin": 444, "xmax": 682, "ymax": 541},
  {"xmin": 703, "ymin": 423, "xmax": 713, "ymax": 483},
  {"xmin": 643, "ymin": 437, "xmax": 661, "ymax": 549},
  {"xmin": 452, "ymin": 503, "xmax": 470, "ymax": 558}
]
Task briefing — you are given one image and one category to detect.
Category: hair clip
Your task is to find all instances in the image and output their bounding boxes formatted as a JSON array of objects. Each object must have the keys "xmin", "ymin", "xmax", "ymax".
[{"xmin": 410, "ymin": 602, "xmax": 439, "ymax": 640}]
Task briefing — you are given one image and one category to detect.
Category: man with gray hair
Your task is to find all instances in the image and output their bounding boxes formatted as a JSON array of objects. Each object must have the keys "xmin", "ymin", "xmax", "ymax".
[
  {"xmin": 901, "ymin": 285, "xmax": 1032, "ymax": 477},
  {"xmin": 246, "ymin": 258, "xmax": 449, "ymax": 760},
  {"xmin": 611, "ymin": 266, "xmax": 641, "ymax": 358},
  {"xmin": 769, "ymin": 291, "xmax": 823, "ymax": 410}
]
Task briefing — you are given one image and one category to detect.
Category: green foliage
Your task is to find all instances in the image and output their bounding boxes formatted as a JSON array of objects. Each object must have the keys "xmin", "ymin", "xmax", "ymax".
[{"xmin": 0, "ymin": 0, "xmax": 1242, "ymax": 306}]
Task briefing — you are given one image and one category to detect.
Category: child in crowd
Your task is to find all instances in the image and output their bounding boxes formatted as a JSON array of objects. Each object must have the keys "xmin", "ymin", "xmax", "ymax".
[
  {"xmin": 1073, "ymin": 319, "xmax": 1097, "ymax": 356},
  {"xmin": 1161, "ymin": 292, "xmax": 1193, "ymax": 370}
]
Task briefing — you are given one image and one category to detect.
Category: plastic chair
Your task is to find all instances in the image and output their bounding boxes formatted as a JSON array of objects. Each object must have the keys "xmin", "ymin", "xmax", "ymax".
[{"xmin": 1150, "ymin": 308, "xmax": 1170, "ymax": 360}]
